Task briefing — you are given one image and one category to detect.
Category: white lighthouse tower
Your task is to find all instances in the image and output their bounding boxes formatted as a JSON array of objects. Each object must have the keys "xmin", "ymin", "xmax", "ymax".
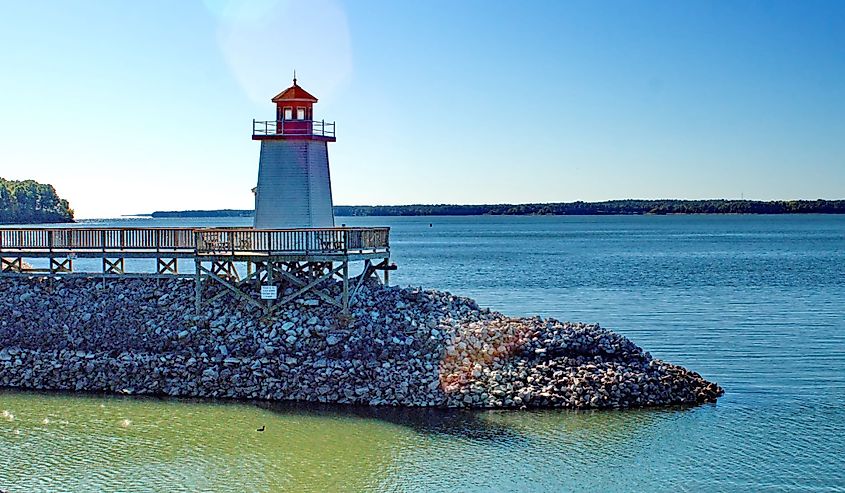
[{"xmin": 252, "ymin": 77, "xmax": 336, "ymax": 229}]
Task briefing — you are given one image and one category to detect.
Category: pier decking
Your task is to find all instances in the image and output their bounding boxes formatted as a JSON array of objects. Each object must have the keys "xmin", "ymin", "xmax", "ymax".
[{"xmin": 0, "ymin": 226, "xmax": 392, "ymax": 314}]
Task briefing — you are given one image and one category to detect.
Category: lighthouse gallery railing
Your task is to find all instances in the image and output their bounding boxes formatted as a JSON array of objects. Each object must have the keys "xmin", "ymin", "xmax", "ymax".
[
  {"xmin": 252, "ymin": 120, "xmax": 336, "ymax": 138},
  {"xmin": 0, "ymin": 227, "xmax": 389, "ymax": 256}
]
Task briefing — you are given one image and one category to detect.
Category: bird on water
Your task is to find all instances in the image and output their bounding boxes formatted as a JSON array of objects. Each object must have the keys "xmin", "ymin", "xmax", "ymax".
[{"xmin": 257, "ymin": 425, "xmax": 265, "ymax": 432}]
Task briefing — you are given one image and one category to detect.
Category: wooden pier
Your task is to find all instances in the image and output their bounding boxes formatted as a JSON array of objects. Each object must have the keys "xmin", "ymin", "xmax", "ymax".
[{"xmin": 0, "ymin": 226, "xmax": 392, "ymax": 314}]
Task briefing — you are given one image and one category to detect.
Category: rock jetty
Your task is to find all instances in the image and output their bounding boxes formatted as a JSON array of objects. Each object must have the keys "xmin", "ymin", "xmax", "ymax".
[{"xmin": 0, "ymin": 277, "xmax": 723, "ymax": 409}]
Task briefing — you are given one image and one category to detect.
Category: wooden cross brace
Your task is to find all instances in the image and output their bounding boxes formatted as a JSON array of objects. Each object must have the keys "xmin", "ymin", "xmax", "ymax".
[
  {"xmin": 157, "ymin": 258, "xmax": 178, "ymax": 275},
  {"xmin": 211, "ymin": 260, "xmax": 240, "ymax": 282},
  {"xmin": 372, "ymin": 258, "xmax": 396, "ymax": 285},
  {"xmin": 50, "ymin": 258, "xmax": 73, "ymax": 273},
  {"xmin": 198, "ymin": 263, "xmax": 264, "ymax": 310},
  {"xmin": 348, "ymin": 260, "xmax": 375, "ymax": 306},
  {"xmin": 281, "ymin": 261, "xmax": 309, "ymax": 278},
  {"xmin": 270, "ymin": 262, "xmax": 344, "ymax": 311},
  {"xmin": 1, "ymin": 257, "xmax": 22, "ymax": 273},
  {"xmin": 103, "ymin": 258, "xmax": 124, "ymax": 274},
  {"xmin": 202, "ymin": 262, "xmax": 267, "ymax": 306}
]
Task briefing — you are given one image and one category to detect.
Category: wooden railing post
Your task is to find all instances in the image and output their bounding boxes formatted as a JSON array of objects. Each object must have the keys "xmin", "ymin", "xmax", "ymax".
[{"xmin": 342, "ymin": 260, "xmax": 349, "ymax": 315}]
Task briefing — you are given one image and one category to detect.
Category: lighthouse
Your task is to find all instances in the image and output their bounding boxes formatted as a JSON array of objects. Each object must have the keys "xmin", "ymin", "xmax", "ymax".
[{"xmin": 252, "ymin": 77, "xmax": 336, "ymax": 229}]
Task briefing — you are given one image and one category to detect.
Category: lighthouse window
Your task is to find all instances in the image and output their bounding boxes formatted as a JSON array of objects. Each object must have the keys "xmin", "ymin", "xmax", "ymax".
[
  {"xmin": 283, "ymin": 107, "xmax": 292, "ymax": 120},
  {"xmin": 297, "ymin": 107, "xmax": 306, "ymax": 120}
]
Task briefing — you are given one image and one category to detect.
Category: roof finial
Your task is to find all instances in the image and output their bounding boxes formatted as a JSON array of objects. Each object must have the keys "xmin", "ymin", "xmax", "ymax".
[{"xmin": 293, "ymin": 69, "xmax": 297, "ymax": 85}]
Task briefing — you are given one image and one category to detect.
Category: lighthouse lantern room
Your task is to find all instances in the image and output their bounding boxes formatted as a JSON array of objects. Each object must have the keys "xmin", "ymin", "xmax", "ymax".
[{"xmin": 252, "ymin": 77, "xmax": 337, "ymax": 229}]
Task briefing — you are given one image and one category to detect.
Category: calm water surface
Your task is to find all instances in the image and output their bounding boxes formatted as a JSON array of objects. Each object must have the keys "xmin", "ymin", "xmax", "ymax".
[{"xmin": 2, "ymin": 215, "xmax": 844, "ymax": 492}]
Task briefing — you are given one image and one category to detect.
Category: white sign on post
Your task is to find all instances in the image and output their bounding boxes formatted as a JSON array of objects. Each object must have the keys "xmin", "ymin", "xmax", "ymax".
[{"xmin": 260, "ymin": 285, "xmax": 278, "ymax": 300}]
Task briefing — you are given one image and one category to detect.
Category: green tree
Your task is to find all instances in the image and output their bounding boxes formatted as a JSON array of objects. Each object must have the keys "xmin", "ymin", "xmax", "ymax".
[{"xmin": 0, "ymin": 177, "xmax": 74, "ymax": 224}]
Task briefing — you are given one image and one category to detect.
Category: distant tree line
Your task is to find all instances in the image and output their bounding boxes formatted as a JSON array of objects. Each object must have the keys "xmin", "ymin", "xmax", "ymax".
[
  {"xmin": 151, "ymin": 209, "xmax": 254, "ymax": 218},
  {"xmin": 0, "ymin": 178, "xmax": 74, "ymax": 224},
  {"xmin": 335, "ymin": 200, "xmax": 845, "ymax": 216},
  {"xmin": 150, "ymin": 199, "xmax": 845, "ymax": 218}
]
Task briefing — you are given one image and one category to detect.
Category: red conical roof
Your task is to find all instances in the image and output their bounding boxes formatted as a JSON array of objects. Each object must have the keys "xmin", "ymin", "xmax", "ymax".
[{"xmin": 271, "ymin": 78, "xmax": 318, "ymax": 103}]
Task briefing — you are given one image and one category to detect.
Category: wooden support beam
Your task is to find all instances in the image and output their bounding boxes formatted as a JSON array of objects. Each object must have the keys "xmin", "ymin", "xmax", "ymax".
[
  {"xmin": 274, "ymin": 263, "xmax": 342, "ymax": 308},
  {"xmin": 156, "ymin": 258, "xmax": 178, "ymax": 275},
  {"xmin": 211, "ymin": 260, "xmax": 239, "ymax": 282},
  {"xmin": 1, "ymin": 257, "xmax": 23, "ymax": 273},
  {"xmin": 50, "ymin": 257, "xmax": 73, "ymax": 273},
  {"xmin": 372, "ymin": 258, "xmax": 395, "ymax": 285},
  {"xmin": 283, "ymin": 261, "xmax": 308, "ymax": 277},
  {"xmin": 204, "ymin": 265, "xmax": 264, "ymax": 306},
  {"xmin": 103, "ymin": 258, "xmax": 125, "ymax": 274},
  {"xmin": 273, "ymin": 263, "xmax": 344, "ymax": 310},
  {"xmin": 342, "ymin": 260, "xmax": 349, "ymax": 315},
  {"xmin": 199, "ymin": 264, "xmax": 264, "ymax": 310},
  {"xmin": 238, "ymin": 264, "xmax": 264, "ymax": 287},
  {"xmin": 266, "ymin": 260, "xmax": 275, "ymax": 311},
  {"xmin": 194, "ymin": 258, "xmax": 202, "ymax": 313},
  {"xmin": 348, "ymin": 260, "xmax": 374, "ymax": 307}
]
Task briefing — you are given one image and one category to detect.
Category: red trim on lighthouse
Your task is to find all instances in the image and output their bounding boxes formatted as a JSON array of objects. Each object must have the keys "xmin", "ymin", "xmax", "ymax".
[{"xmin": 271, "ymin": 79, "xmax": 318, "ymax": 103}]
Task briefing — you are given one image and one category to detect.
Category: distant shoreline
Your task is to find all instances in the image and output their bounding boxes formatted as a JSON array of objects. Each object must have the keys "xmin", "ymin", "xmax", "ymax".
[{"xmin": 143, "ymin": 199, "xmax": 845, "ymax": 218}]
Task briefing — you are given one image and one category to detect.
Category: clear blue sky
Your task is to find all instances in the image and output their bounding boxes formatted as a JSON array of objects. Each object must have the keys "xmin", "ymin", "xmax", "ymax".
[{"xmin": 1, "ymin": 0, "xmax": 843, "ymax": 218}]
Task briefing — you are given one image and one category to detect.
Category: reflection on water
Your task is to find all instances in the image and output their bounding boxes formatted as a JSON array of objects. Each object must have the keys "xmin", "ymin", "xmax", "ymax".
[{"xmin": 2, "ymin": 215, "xmax": 845, "ymax": 492}]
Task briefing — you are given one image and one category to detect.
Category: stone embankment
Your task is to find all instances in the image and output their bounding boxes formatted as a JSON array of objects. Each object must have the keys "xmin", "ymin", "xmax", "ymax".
[{"xmin": 0, "ymin": 278, "xmax": 723, "ymax": 409}]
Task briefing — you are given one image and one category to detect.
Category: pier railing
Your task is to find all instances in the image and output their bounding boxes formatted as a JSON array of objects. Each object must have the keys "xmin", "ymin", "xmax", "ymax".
[
  {"xmin": 252, "ymin": 120, "xmax": 336, "ymax": 138},
  {"xmin": 0, "ymin": 226, "xmax": 389, "ymax": 256},
  {"xmin": 195, "ymin": 227, "xmax": 390, "ymax": 255},
  {"xmin": 0, "ymin": 227, "xmax": 196, "ymax": 252}
]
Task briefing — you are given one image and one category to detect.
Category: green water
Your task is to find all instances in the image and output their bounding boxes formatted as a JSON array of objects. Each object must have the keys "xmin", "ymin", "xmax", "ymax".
[
  {"xmin": 1, "ymin": 392, "xmax": 406, "ymax": 492},
  {"xmin": 2, "ymin": 391, "xmax": 707, "ymax": 492}
]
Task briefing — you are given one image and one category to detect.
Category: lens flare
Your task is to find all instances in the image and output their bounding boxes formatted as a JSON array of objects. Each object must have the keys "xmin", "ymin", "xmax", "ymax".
[{"xmin": 206, "ymin": 0, "xmax": 353, "ymax": 104}]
